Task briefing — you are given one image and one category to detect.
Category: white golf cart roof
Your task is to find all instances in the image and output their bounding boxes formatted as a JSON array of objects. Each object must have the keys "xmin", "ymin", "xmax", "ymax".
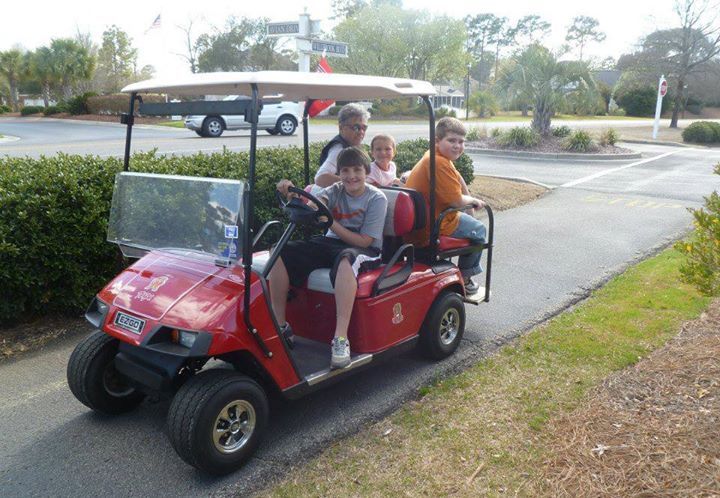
[{"xmin": 121, "ymin": 71, "xmax": 436, "ymax": 101}]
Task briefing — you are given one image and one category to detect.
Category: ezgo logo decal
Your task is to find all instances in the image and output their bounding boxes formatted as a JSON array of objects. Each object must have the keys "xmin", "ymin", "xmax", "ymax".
[{"xmin": 392, "ymin": 303, "xmax": 404, "ymax": 324}]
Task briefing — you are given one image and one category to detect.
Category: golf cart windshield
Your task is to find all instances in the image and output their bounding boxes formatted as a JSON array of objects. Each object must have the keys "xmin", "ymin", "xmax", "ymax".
[{"xmin": 107, "ymin": 172, "xmax": 244, "ymax": 263}]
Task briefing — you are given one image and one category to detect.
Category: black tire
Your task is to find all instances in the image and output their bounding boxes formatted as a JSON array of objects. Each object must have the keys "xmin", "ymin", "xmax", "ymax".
[
  {"xmin": 66, "ymin": 330, "xmax": 145, "ymax": 414},
  {"xmin": 275, "ymin": 115, "xmax": 297, "ymax": 135},
  {"xmin": 418, "ymin": 292, "xmax": 465, "ymax": 360},
  {"xmin": 167, "ymin": 369, "xmax": 268, "ymax": 475},
  {"xmin": 266, "ymin": 128, "xmax": 279, "ymax": 135},
  {"xmin": 202, "ymin": 116, "xmax": 224, "ymax": 137},
  {"xmin": 195, "ymin": 130, "xmax": 205, "ymax": 137}
]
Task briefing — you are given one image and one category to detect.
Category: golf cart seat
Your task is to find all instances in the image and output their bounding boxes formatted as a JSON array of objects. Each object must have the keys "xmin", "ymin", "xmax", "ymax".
[{"xmin": 305, "ymin": 186, "xmax": 418, "ymax": 297}]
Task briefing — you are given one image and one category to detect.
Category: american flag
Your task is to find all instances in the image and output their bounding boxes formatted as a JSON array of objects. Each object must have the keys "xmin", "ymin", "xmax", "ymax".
[
  {"xmin": 145, "ymin": 14, "xmax": 161, "ymax": 33},
  {"xmin": 307, "ymin": 55, "xmax": 334, "ymax": 118}
]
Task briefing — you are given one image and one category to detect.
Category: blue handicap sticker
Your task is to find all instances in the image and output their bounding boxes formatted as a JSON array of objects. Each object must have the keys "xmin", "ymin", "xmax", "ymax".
[{"xmin": 224, "ymin": 225, "xmax": 239, "ymax": 239}]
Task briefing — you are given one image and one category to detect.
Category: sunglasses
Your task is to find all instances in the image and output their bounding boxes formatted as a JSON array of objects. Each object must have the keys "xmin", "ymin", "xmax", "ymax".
[{"xmin": 344, "ymin": 124, "xmax": 368, "ymax": 133}]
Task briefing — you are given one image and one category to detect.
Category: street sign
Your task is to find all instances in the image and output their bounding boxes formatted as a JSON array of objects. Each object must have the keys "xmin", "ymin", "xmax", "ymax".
[
  {"xmin": 653, "ymin": 75, "xmax": 666, "ymax": 139},
  {"xmin": 267, "ymin": 22, "xmax": 300, "ymax": 37},
  {"xmin": 310, "ymin": 39, "xmax": 349, "ymax": 57},
  {"xmin": 660, "ymin": 79, "xmax": 668, "ymax": 97}
]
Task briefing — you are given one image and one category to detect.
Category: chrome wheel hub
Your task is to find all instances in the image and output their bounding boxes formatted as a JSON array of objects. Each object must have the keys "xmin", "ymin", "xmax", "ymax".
[{"xmin": 213, "ymin": 400, "xmax": 256, "ymax": 454}]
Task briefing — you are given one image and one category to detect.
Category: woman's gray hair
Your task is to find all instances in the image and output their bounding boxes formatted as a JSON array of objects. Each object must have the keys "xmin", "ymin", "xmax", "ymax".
[{"xmin": 338, "ymin": 103, "xmax": 370, "ymax": 125}]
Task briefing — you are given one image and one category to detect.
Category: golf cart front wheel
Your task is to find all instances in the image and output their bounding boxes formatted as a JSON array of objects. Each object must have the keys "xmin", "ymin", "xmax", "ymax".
[
  {"xmin": 419, "ymin": 292, "xmax": 465, "ymax": 360},
  {"xmin": 167, "ymin": 369, "xmax": 268, "ymax": 475},
  {"xmin": 66, "ymin": 330, "xmax": 145, "ymax": 414}
]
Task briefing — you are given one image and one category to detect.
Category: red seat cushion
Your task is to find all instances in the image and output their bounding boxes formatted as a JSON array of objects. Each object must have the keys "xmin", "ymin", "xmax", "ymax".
[{"xmin": 438, "ymin": 236, "xmax": 471, "ymax": 250}]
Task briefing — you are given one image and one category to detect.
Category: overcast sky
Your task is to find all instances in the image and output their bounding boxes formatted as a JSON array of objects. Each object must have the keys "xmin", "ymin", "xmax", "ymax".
[{"xmin": 2, "ymin": 0, "xmax": 682, "ymax": 76}]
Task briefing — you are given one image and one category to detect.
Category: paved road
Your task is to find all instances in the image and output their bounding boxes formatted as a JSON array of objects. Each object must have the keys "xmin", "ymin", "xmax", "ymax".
[
  {"xmin": 1, "ymin": 143, "xmax": 719, "ymax": 497},
  {"xmin": 2, "ymin": 116, "xmax": 716, "ymax": 159}
]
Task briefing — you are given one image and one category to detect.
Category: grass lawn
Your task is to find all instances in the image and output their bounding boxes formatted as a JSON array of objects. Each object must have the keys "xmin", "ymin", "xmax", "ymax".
[
  {"xmin": 258, "ymin": 249, "xmax": 709, "ymax": 497},
  {"xmin": 156, "ymin": 120, "xmax": 186, "ymax": 128}
]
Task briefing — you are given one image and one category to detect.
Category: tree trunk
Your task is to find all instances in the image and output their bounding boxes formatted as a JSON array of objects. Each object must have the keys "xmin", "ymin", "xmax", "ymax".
[
  {"xmin": 669, "ymin": 77, "xmax": 684, "ymax": 128},
  {"xmin": 532, "ymin": 99, "xmax": 552, "ymax": 136},
  {"xmin": 43, "ymin": 82, "xmax": 50, "ymax": 108},
  {"xmin": 520, "ymin": 103, "xmax": 529, "ymax": 117},
  {"xmin": 9, "ymin": 81, "xmax": 19, "ymax": 112}
]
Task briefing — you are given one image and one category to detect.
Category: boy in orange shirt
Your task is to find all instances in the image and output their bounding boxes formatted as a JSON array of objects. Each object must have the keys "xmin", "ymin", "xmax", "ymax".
[{"xmin": 404, "ymin": 117, "xmax": 487, "ymax": 294}]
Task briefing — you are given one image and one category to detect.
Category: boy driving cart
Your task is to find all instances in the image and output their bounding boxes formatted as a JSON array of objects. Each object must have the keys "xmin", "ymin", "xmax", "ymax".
[{"xmin": 270, "ymin": 146, "xmax": 388, "ymax": 368}]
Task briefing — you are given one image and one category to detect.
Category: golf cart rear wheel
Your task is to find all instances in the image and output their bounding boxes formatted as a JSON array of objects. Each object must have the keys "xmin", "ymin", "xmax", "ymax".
[
  {"xmin": 419, "ymin": 292, "xmax": 465, "ymax": 360},
  {"xmin": 167, "ymin": 369, "xmax": 268, "ymax": 475},
  {"xmin": 66, "ymin": 330, "xmax": 145, "ymax": 414}
]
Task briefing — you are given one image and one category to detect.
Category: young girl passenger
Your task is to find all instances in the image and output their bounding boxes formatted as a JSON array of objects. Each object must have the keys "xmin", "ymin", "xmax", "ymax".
[{"xmin": 367, "ymin": 134, "xmax": 401, "ymax": 187}]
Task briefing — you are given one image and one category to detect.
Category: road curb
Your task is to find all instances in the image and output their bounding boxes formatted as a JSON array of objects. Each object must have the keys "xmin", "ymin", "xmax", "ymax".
[
  {"xmin": 465, "ymin": 146, "xmax": 642, "ymax": 161},
  {"xmin": 619, "ymin": 138, "xmax": 693, "ymax": 148}
]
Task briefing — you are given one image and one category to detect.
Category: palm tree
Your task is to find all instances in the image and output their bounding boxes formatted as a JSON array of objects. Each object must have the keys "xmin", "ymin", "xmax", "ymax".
[
  {"xmin": 0, "ymin": 49, "xmax": 26, "ymax": 111},
  {"xmin": 30, "ymin": 47, "xmax": 58, "ymax": 107},
  {"xmin": 49, "ymin": 38, "xmax": 96, "ymax": 100},
  {"xmin": 496, "ymin": 44, "xmax": 596, "ymax": 135}
]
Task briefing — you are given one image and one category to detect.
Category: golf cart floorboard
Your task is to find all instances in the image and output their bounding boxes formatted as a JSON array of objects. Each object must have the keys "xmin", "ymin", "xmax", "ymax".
[{"xmin": 291, "ymin": 337, "xmax": 372, "ymax": 383}]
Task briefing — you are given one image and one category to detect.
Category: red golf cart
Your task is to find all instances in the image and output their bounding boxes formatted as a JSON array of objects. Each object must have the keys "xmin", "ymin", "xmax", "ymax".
[{"xmin": 66, "ymin": 71, "xmax": 494, "ymax": 475}]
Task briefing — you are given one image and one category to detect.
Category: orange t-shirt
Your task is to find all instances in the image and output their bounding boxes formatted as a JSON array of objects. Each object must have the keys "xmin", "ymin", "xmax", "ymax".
[{"xmin": 404, "ymin": 147, "xmax": 462, "ymax": 247}]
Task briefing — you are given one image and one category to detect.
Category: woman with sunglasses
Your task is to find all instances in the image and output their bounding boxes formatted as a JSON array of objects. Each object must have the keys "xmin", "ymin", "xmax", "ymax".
[{"xmin": 314, "ymin": 103, "xmax": 370, "ymax": 187}]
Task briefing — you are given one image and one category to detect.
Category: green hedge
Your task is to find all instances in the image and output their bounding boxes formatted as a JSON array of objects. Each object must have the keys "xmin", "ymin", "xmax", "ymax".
[
  {"xmin": 0, "ymin": 139, "xmax": 472, "ymax": 325},
  {"xmin": 682, "ymin": 121, "xmax": 720, "ymax": 144},
  {"xmin": 87, "ymin": 93, "xmax": 167, "ymax": 115},
  {"xmin": 20, "ymin": 106, "xmax": 44, "ymax": 116}
]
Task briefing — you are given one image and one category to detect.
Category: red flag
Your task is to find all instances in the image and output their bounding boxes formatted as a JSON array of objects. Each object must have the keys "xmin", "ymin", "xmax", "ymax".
[{"xmin": 307, "ymin": 56, "xmax": 334, "ymax": 118}]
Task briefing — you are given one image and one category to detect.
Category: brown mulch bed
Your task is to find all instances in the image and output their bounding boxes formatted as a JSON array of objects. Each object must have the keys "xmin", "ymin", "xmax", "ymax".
[
  {"xmin": 540, "ymin": 299, "xmax": 720, "ymax": 497},
  {"xmin": 468, "ymin": 135, "xmax": 634, "ymax": 155}
]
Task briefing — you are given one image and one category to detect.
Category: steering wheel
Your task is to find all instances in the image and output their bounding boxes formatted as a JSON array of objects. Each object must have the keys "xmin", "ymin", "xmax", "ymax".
[{"xmin": 276, "ymin": 186, "xmax": 333, "ymax": 230}]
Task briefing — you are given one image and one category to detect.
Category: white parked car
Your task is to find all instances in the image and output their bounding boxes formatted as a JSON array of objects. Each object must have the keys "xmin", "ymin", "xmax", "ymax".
[{"xmin": 184, "ymin": 96, "xmax": 302, "ymax": 137}]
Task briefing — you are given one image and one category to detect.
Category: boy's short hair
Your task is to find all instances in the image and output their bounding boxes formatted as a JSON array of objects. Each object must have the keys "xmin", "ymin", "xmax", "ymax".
[
  {"xmin": 336, "ymin": 146, "xmax": 371, "ymax": 174},
  {"xmin": 436, "ymin": 117, "xmax": 466, "ymax": 140},
  {"xmin": 370, "ymin": 133, "xmax": 396, "ymax": 151}
]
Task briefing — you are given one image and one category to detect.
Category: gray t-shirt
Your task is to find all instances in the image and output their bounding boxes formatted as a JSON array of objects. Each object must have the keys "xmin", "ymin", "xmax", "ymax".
[{"xmin": 320, "ymin": 182, "xmax": 388, "ymax": 250}]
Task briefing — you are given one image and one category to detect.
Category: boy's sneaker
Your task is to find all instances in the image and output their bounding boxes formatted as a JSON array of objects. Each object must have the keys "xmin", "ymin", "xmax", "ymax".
[
  {"xmin": 330, "ymin": 337, "xmax": 351, "ymax": 369},
  {"xmin": 464, "ymin": 277, "xmax": 480, "ymax": 295},
  {"xmin": 280, "ymin": 323, "xmax": 294, "ymax": 349}
]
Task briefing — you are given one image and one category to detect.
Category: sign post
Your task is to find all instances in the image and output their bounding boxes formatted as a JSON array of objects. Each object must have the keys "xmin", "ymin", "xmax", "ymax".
[
  {"xmin": 652, "ymin": 75, "xmax": 667, "ymax": 139},
  {"xmin": 267, "ymin": 12, "xmax": 348, "ymax": 72}
]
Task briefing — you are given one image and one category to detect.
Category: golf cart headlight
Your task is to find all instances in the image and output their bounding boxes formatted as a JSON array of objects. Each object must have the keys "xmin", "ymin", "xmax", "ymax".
[{"xmin": 171, "ymin": 329, "xmax": 197, "ymax": 348}]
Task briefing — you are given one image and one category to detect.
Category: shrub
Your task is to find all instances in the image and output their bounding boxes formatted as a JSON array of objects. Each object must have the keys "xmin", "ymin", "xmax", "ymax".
[
  {"xmin": 61, "ymin": 92, "xmax": 98, "ymax": 115},
  {"xmin": 563, "ymin": 130, "xmax": 596, "ymax": 152},
  {"xmin": 609, "ymin": 108, "xmax": 626, "ymax": 117},
  {"xmin": 435, "ymin": 107, "xmax": 457, "ymax": 119},
  {"xmin": 616, "ymin": 87, "xmax": 668, "ymax": 117},
  {"xmin": 496, "ymin": 127, "xmax": 540, "ymax": 148},
  {"xmin": 465, "ymin": 126, "xmax": 487, "ymax": 141},
  {"xmin": 490, "ymin": 127, "xmax": 502, "ymax": 138},
  {"xmin": 327, "ymin": 105, "xmax": 341, "ymax": 116},
  {"xmin": 468, "ymin": 91, "xmax": 499, "ymax": 118},
  {"xmin": 682, "ymin": 121, "xmax": 720, "ymax": 144},
  {"xmin": 551, "ymin": 125, "xmax": 572, "ymax": 138},
  {"xmin": 598, "ymin": 128, "xmax": 619, "ymax": 146},
  {"xmin": 20, "ymin": 106, "xmax": 44, "ymax": 116},
  {"xmin": 0, "ymin": 104, "xmax": 11, "ymax": 114},
  {"xmin": 675, "ymin": 163, "xmax": 720, "ymax": 295},
  {"xmin": 43, "ymin": 106, "xmax": 61, "ymax": 116}
]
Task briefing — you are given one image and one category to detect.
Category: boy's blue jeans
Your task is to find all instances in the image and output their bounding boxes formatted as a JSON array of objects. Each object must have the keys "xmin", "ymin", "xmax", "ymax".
[{"xmin": 450, "ymin": 212, "xmax": 487, "ymax": 279}]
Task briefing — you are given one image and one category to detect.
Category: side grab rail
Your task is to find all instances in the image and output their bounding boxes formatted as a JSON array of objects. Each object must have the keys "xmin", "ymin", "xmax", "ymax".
[
  {"xmin": 431, "ymin": 204, "xmax": 495, "ymax": 251},
  {"xmin": 372, "ymin": 243, "xmax": 415, "ymax": 296}
]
